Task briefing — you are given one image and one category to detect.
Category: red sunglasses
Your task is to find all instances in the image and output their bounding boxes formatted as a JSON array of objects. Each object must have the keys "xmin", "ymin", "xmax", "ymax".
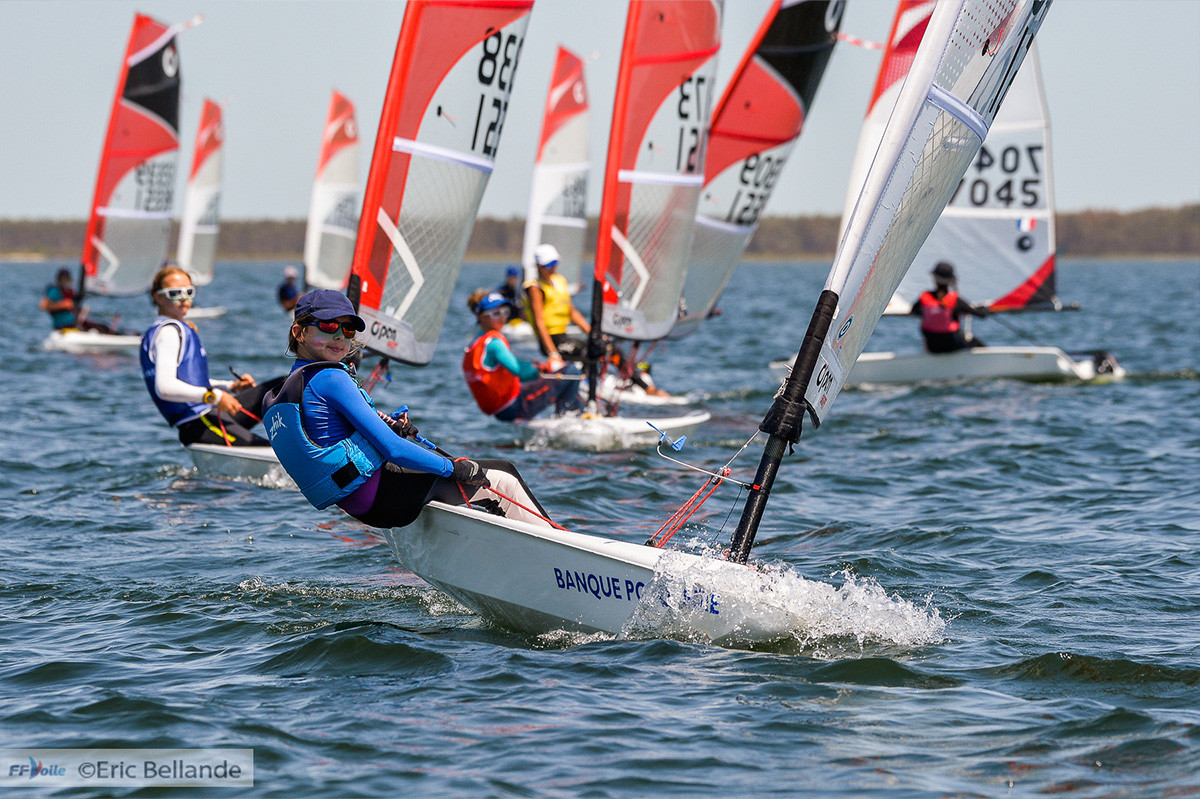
[{"xmin": 304, "ymin": 320, "xmax": 358, "ymax": 339}]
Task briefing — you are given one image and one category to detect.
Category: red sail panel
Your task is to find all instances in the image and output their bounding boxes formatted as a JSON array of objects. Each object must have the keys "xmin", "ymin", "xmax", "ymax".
[
  {"xmin": 188, "ymin": 99, "xmax": 223, "ymax": 181},
  {"xmin": 351, "ymin": 0, "xmax": 534, "ymax": 316},
  {"xmin": 318, "ymin": 90, "xmax": 359, "ymax": 179},
  {"xmin": 537, "ymin": 47, "xmax": 588, "ymax": 161},
  {"xmin": 593, "ymin": 0, "xmax": 722, "ymax": 295},
  {"xmin": 865, "ymin": 0, "xmax": 935, "ymax": 118},
  {"xmin": 991, "ymin": 254, "xmax": 1056, "ymax": 311},
  {"xmin": 82, "ymin": 13, "xmax": 182, "ymax": 282}
]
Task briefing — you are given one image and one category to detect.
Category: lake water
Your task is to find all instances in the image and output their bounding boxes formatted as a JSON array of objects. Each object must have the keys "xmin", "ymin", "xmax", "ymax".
[{"xmin": 2, "ymin": 258, "xmax": 1198, "ymax": 796}]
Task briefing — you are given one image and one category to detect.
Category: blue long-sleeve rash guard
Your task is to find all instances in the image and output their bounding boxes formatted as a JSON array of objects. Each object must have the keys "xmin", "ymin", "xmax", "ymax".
[
  {"xmin": 483, "ymin": 337, "xmax": 539, "ymax": 380},
  {"xmin": 295, "ymin": 360, "xmax": 453, "ymax": 478}
]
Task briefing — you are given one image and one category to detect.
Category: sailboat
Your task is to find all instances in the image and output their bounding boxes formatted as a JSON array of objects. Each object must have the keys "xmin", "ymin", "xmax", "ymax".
[
  {"xmin": 669, "ymin": 0, "xmax": 843, "ymax": 341},
  {"xmin": 178, "ymin": 97, "xmax": 228, "ymax": 320},
  {"xmin": 809, "ymin": 0, "xmax": 1122, "ymax": 385},
  {"xmin": 44, "ymin": 13, "xmax": 197, "ymax": 355},
  {"xmin": 382, "ymin": 0, "xmax": 1055, "ymax": 642},
  {"xmin": 303, "ymin": 90, "xmax": 361, "ymax": 291},
  {"xmin": 519, "ymin": 0, "xmax": 721, "ymax": 449}
]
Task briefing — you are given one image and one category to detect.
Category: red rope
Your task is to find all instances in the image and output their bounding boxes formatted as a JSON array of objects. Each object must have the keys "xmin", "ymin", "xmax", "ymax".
[{"xmin": 648, "ymin": 475, "xmax": 724, "ymax": 548}]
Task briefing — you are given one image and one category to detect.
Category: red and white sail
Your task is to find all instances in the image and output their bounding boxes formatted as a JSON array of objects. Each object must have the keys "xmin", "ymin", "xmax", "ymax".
[
  {"xmin": 593, "ymin": 0, "xmax": 722, "ymax": 342},
  {"xmin": 82, "ymin": 13, "xmax": 196, "ymax": 296},
  {"xmin": 347, "ymin": 0, "xmax": 533, "ymax": 365},
  {"xmin": 177, "ymin": 98, "xmax": 223, "ymax": 286},
  {"xmin": 672, "ymin": 0, "xmax": 842, "ymax": 339},
  {"xmin": 521, "ymin": 46, "xmax": 590, "ymax": 293},
  {"xmin": 304, "ymin": 90, "xmax": 361, "ymax": 291},
  {"xmin": 803, "ymin": 0, "xmax": 1054, "ymax": 424}
]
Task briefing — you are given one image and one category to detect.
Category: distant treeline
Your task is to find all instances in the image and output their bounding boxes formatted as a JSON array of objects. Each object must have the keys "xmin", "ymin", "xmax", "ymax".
[{"xmin": 3, "ymin": 204, "xmax": 1196, "ymax": 261}]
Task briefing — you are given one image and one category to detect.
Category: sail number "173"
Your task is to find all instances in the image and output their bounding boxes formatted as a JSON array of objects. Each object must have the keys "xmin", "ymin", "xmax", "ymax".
[{"xmin": 471, "ymin": 29, "xmax": 523, "ymax": 157}]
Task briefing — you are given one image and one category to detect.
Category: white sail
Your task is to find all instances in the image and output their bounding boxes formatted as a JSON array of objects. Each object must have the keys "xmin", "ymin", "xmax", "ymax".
[
  {"xmin": 348, "ymin": 1, "xmax": 534, "ymax": 366},
  {"xmin": 521, "ymin": 46, "xmax": 589, "ymax": 293},
  {"xmin": 304, "ymin": 90, "xmax": 360, "ymax": 291},
  {"xmin": 887, "ymin": 45, "xmax": 1060, "ymax": 312},
  {"xmin": 177, "ymin": 98, "xmax": 223, "ymax": 286},
  {"xmin": 802, "ymin": 0, "xmax": 1054, "ymax": 424}
]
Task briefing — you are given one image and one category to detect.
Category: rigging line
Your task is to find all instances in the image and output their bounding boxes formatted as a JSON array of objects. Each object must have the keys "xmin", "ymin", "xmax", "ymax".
[{"xmin": 988, "ymin": 312, "xmax": 1045, "ymax": 346}]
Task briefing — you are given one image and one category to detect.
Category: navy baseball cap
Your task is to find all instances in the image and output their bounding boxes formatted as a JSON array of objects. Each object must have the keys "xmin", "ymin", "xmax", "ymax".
[
  {"xmin": 505, "ymin": 264, "xmax": 521, "ymax": 278},
  {"xmin": 294, "ymin": 289, "xmax": 366, "ymax": 331}
]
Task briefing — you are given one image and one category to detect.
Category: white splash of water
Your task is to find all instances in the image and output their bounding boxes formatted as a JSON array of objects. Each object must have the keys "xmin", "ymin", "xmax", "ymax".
[{"xmin": 623, "ymin": 551, "xmax": 946, "ymax": 650}]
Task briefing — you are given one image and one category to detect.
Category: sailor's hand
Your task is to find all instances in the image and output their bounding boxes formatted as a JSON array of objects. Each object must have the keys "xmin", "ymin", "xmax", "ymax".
[
  {"xmin": 971, "ymin": 305, "xmax": 991, "ymax": 318},
  {"xmin": 546, "ymin": 353, "xmax": 565, "ymax": 372},
  {"xmin": 230, "ymin": 374, "xmax": 256, "ymax": 391},
  {"xmin": 379, "ymin": 409, "xmax": 419, "ymax": 438},
  {"xmin": 214, "ymin": 390, "xmax": 244, "ymax": 416},
  {"xmin": 450, "ymin": 458, "xmax": 490, "ymax": 488}
]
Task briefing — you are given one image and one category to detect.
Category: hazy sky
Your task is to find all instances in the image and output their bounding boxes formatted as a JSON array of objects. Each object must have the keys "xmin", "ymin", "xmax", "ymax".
[{"xmin": 1, "ymin": 0, "xmax": 1198, "ymax": 223}]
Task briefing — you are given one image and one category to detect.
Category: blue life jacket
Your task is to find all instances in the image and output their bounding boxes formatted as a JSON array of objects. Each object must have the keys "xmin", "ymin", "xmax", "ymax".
[
  {"xmin": 140, "ymin": 318, "xmax": 212, "ymax": 426},
  {"xmin": 262, "ymin": 362, "xmax": 385, "ymax": 509}
]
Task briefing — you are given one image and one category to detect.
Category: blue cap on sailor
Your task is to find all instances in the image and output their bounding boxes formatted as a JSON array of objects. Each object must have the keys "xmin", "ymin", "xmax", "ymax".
[{"xmin": 294, "ymin": 289, "xmax": 366, "ymax": 331}]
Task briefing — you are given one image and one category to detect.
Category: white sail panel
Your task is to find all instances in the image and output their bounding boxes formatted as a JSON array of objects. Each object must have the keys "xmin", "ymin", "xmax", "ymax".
[
  {"xmin": 803, "ymin": 0, "xmax": 1053, "ymax": 423},
  {"xmin": 595, "ymin": 0, "xmax": 722, "ymax": 343},
  {"xmin": 887, "ymin": 45, "xmax": 1058, "ymax": 312},
  {"xmin": 350, "ymin": 1, "xmax": 533, "ymax": 366},
  {"xmin": 304, "ymin": 91, "xmax": 360, "ymax": 290},
  {"xmin": 177, "ymin": 98, "xmax": 223, "ymax": 286},
  {"xmin": 522, "ymin": 46, "xmax": 589, "ymax": 292}
]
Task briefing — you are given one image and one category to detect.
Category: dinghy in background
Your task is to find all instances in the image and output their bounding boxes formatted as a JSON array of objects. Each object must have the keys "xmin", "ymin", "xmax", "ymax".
[
  {"xmin": 527, "ymin": 0, "xmax": 722, "ymax": 448},
  {"xmin": 812, "ymin": 1, "xmax": 1122, "ymax": 386},
  {"xmin": 384, "ymin": 0, "xmax": 1056, "ymax": 640},
  {"xmin": 44, "ymin": 13, "xmax": 198, "ymax": 354}
]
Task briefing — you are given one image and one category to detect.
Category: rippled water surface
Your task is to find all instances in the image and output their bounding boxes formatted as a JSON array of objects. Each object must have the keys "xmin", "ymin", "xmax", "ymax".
[{"xmin": 2, "ymin": 259, "xmax": 1198, "ymax": 796}]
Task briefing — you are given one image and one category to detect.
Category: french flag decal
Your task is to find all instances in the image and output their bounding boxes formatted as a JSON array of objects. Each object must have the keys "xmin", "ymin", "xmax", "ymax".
[{"xmin": 1017, "ymin": 217, "xmax": 1037, "ymax": 232}]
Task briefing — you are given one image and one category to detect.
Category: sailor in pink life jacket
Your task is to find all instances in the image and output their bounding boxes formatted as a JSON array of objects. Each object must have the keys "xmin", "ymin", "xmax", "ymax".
[{"xmin": 910, "ymin": 262, "xmax": 990, "ymax": 354}]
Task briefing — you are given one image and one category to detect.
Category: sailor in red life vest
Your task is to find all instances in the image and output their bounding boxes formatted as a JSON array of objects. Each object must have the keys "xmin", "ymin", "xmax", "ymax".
[
  {"xmin": 910, "ymin": 262, "xmax": 990, "ymax": 354},
  {"xmin": 462, "ymin": 291, "xmax": 583, "ymax": 422}
]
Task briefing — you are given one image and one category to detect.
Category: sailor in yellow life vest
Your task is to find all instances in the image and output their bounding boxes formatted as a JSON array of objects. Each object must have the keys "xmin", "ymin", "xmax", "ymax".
[
  {"xmin": 463, "ymin": 291, "xmax": 583, "ymax": 422},
  {"xmin": 524, "ymin": 243, "xmax": 591, "ymax": 370}
]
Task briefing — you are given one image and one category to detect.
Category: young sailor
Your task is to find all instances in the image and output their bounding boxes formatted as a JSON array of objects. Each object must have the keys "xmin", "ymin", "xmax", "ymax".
[
  {"xmin": 264, "ymin": 289, "xmax": 552, "ymax": 529},
  {"xmin": 462, "ymin": 291, "xmax": 583, "ymax": 422},
  {"xmin": 911, "ymin": 262, "xmax": 990, "ymax": 353},
  {"xmin": 523, "ymin": 243, "xmax": 590, "ymax": 367},
  {"xmin": 40, "ymin": 267, "xmax": 119, "ymax": 333},
  {"xmin": 140, "ymin": 265, "xmax": 284, "ymax": 446}
]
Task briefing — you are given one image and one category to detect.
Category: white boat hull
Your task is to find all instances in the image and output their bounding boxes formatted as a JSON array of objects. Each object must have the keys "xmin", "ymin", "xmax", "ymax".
[
  {"xmin": 519, "ymin": 410, "xmax": 710, "ymax": 451},
  {"xmin": 41, "ymin": 329, "xmax": 140, "ymax": 355},
  {"xmin": 387, "ymin": 502, "xmax": 777, "ymax": 642},
  {"xmin": 596, "ymin": 372, "xmax": 696, "ymax": 407},
  {"xmin": 185, "ymin": 443, "xmax": 292, "ymax": 485},
  {"xmin": 770, "ymin": 346, "xmax": 1125, "ymax": 386}
]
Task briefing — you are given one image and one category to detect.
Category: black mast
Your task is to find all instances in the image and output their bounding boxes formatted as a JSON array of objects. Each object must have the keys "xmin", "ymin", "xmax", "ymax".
[{"xmin": 728, "ymin": 289, "xmax": 838, "ymax": 563}]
